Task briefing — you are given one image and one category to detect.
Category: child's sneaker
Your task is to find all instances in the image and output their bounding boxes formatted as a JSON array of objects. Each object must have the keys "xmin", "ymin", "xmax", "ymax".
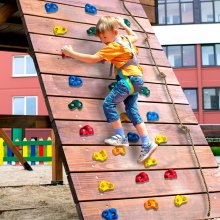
[
  {"xmin": 137, "ymin": 141, "xmax": 158, "ymax": 164},
  {"xmin": 104, "ymin": 134, "xmax": 129, "ymax": 147}
]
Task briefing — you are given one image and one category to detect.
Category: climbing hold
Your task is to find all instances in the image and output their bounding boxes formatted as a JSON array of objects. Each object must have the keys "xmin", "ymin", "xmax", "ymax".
[
  {"xmin": 127, "ymin": 132, "xmax": 139, "ymax": 143},
  {"xmin": 45, "ymin": 3, "xmax": 58, "ymax": 13},
  {"xmin": 99, "ymin": 59, "xmax": 106, "ymax": 64},
  {"xmin": 139, "ymin": 86, "xmax": 150, "ymax": 97},
  {"xmin": 85, "ymin": 3, "xmax": 97, "ymax": 15},
  {"xmin": 68, "ymin": 100, "xmax": 83, "ymax": 110},
  {"xmin": 69, "ymin": 76, "xmax": 83, "ymax": 87},
  {"xmin": 108, "ymin": 82, "xmax": 117, "ymax": 91},
  {"xmin": 155, "ymin": 135, "xmax": 168, "ymax": 145},
  {"xmin": 144, "ymin": 158, "xmax": 157, "ymax": 168},
  {"xmin": 79, "ymin": 125, "xmax": 94, "ymax": 136},
  {"xmin": 61, "ymin": 53, "xmax": 66, "ymax": 59},
  {"xmin": 120, "ymin": 112, "xmax": 131, "ymax": 122},
  {"xmin": 112, "ymin": 146, "xmax": 126, "ymax": 156},
  {"xmin": 98, "ymin": 180, "xmax": 114, "ymax": 193},
  {"xmin": 144, "ymin": 199, "xmax": 159, "ymax": 210},
  {"xmin": 174, "ymin": 195, "xmax": 188, "ymax": 207},
  {"xmin": 53, "ymin": 26, "xmax": 67, "ymax": 35},
  {"xmin": 124, "ymin": 18, "xmax": 131, "ymax": 27},
  {"xmin": 146, "ymin": 111, "xmax": 159, "ymax": 121},
  {"xmin": 164, "ymin": 169, "xmax": 177, "ymax": 179},
  {"xmin": 87, "ymin": 26, "xmax": 96, "ymax": 36},
  {"xmin": 92, "ymin": 149, "xmax": 108, "ymax": 162},
  {"xmin": 135, "ymin": 172, "xmax": 149, "ymax": 183},
  {"xmin": 101, "ymin": 208, "xmax": 118, "ymax": 220}
]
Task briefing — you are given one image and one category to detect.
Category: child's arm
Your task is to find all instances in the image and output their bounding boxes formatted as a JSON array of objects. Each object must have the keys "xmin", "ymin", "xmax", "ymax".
[
  {"xmin": 61, "ymin": 45, "xmax": 103, "ymax": 63},
  {"xmin": 116, "ymin": 17, "xmax": 139, "ymax": 43}
]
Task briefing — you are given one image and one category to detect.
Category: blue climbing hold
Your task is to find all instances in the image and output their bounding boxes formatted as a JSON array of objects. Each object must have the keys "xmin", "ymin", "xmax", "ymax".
[
  {"xmin": 101, "ymin": 208, "xmax": 118, "ymax": 220},
  {"xmin": 45, "ymin": 3, "xmax": 58, "ymax": 13},
  {"xmin": 69, "ymin": 76, "xmax": 83, "ymax": 87},
  {"xmin": 85, "ymin": 3, "xmax": 97, "ymax": 15},
  {"xmin": 146, "ymin": 111, "xmax": 159, "ymax": 121},
  {"xmin": 127, "ymin": 132, "xmax": 139, "ymax": 143}
]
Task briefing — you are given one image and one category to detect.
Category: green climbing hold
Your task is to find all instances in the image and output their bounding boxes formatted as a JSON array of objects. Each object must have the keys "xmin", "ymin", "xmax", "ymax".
[
  {"xmin": 139, "ymin": 87, "xmax": 150, "ymax": 97},
  {"xmin": 87, "ymin": 27, "xmax": 96, "ymax": 36},
  {"xmin": 124, "ymin": 19, "xmax": 130, "ymax": 27},
  {"xmin": 68, "ymin": 100, "xmax": 83, "ymax": 110},
  {"xmin": 108, "ymin": 82, "xmax": 117, "ymax": 91}
]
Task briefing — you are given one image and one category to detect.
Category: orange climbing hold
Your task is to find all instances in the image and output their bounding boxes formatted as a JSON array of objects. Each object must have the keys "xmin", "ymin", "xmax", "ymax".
[
  {"xmin": 98, "ymin": 180, "xmax": 114, "ymax": 193},
  {"xmin": 120, "ymin": 112, "xmax": 131, "ymax": 122},
  {"xmin": 112, "ymin": 146, "xmax": 126, "ymax": 156},
  {"xmin": 144, "ymin": 199, "xmax": 159, "ymax": 210}
]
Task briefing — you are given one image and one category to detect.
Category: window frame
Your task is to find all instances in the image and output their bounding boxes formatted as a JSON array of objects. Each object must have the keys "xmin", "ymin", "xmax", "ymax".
[
  {"xmin": 202, "ymin": 87, "xmax": 220, "ymax": 111},
  {"xmin": 12, "ymin": 55, "xmax": 37, "ymax": 77},
  {"xmin": 12, "ymin": 96, "xmax": 38, "ymax": 115},
  {"xmin": 183, "ymin": 88, "xmax": 199, "ymax": 111},
  {"xmin": 201, "ymin": 44, "xmax": 220, "ymax": 67},
  {"xmin": 163, "ymin": 44, "xmax": 197, "ymax": 68}
]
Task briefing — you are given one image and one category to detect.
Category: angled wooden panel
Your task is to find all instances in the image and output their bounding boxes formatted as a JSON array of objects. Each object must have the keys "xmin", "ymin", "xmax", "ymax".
[
  {"xmin": 29, "ymin": 34, "xmax": 169, "ymax": 67},
  {"xmin": 48, "ymin": 97, "xmax": 197, "ymax": 124},
  {"xmin": 36, "ymin": 53, "xmax": 179, "ymax": 84},
  {"xmin": 79, "ymin": 192, "xmax": 220, "ymax": 220},
  {"xmin": 41, "ymin": 74, "xmax": 189, "ymax": 104},
  {"xmin": 23, "ymin": 15, "xmax": 161, "ymax": 49},
  {"xmin": 70, "ymin": 168, "xmax": 220, "ymax": 201},
  {"xmin": 63, "ymin": 145, "xmax": 217, "ymax": 172},
  {"xmin": 54, "ymin": 121, "xmax": 207, "ymax": 146},
  {"xmin": 19, "ymin": 0, "xmax": 154, "ymax": 33}
]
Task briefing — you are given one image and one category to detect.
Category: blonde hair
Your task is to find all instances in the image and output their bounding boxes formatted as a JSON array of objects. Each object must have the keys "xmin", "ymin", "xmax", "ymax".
[{"xmin": 96, "ymin": 16, "xmax": 119, "ymax": 36}]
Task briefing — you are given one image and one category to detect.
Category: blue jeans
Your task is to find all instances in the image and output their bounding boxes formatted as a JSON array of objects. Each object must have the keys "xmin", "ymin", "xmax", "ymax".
[{"xmin": 103, "ymin": 76, "xmax": 144, "ymax": 126}]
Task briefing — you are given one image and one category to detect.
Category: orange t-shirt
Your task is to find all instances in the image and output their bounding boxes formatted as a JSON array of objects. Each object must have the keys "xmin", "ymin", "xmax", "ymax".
[{"xmin": 95, "ymin": 35, "xmax": 143, "ymax": 77}]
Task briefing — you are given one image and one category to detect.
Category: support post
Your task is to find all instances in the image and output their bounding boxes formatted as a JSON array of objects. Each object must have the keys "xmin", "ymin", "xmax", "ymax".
[
  {"xmin": 51, "ymin": 130, "xmax": 63, "ymax": 185},
  {"xmin": 0, "ymin": 128, "xmax": 32, "ymax": 171}
]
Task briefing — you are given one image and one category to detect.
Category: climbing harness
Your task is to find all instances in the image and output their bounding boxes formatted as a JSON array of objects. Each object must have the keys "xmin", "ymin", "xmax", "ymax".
[{"xmin": 121, "ymin": 0, "xmax": 211, "ymax": 216}]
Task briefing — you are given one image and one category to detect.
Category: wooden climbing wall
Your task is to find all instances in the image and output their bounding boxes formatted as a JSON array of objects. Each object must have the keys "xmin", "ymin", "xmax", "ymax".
[{"xmin": 17, "ymin": 0, "xmax": 220, "ymax": 219}]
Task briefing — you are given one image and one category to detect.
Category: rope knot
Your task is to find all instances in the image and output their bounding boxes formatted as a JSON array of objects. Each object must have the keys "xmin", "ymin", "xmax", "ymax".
[
  {"xmin": 181, "ymin": 125, "xmax": 190, "ymax": 133},
  {"xmin": 159, "ymin": 72, "xmax": 166, "ymax": 79}
]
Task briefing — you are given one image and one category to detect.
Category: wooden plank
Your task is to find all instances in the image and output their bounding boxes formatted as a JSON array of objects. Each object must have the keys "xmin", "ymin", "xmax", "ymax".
[
  {"xmin": 71, "ymin": 168, "xmax": 220, "ymax": 201},
  {"xmin": 63, "ymin": 145, "xmax": 217, "ymax": 172},
  {"xmin": 36, "ymin": 54, "xmax": 179, "ymax": 85},
  {"xmin": 0, "ymin": 3, "xmax": 17, "ymax": 25},
  {"xmin": 48, "ymin": 97, "xmax": 197, "ymax": 124},
  {"xmin": 54, "ymin": 121, "xmax": 207, "ymax": 146},
  {"xmin": 79, "ymin": 192, "xmax": 220, "ymax": 220},
  {"xmin": 18, "ymin": 0, "xmax": 154, "ymax": 33},
  {"xmin": 23, "ymin": 15, "xmax": 161, "ymax": 49},
  {"xmin": 29, "ymin": 34, "xmax": 169, "ymax": 67},
  {"xmin": 0, "ymin": 115, "xmax": 51, "ymax": 128},
  {"xmin": 41, "ymin": 74, "xmax": 188, "ymax": 104}
]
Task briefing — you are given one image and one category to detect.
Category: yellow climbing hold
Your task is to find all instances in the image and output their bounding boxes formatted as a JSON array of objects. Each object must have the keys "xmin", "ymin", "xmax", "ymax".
[
  {"xmin": 155, "ymin": 135, "xmax": 168, "ymax": 145},
  {"xmin": 144, "ymin": 157, "xmax": 157, "ymax": 168},
  {"xmin": 92, "ymin": 149, "xmax": 108, "ymax": 162},
  {"xmin": 174, "ymin": 195, "xmax": 188, "ymax": 207},
  {"xmin": 120, "ymin": 112, "xmax": 131, "ymax": 122},
  {"xmin": 53, "ymin": 26, "xmax": 67, "ymax": 35},
  {"xmin": 98, "ymin": 180, "xmax": 114, "ymax": 193}
]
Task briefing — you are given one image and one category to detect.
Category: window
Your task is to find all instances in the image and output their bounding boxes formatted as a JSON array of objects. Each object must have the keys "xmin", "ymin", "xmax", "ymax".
[
  {"xmin": 183, "ymin": 89, "xmax": 198, "ymax": 111},
  {"xmin": 201, "ymin": 0, "xmax": 220, "ymax": 23},
  {"xmin": 203, "ymin": 88, "xmax": 220, "ymax": 110},
  {"xmin": 158, "ymin": 0, "xmax": 194, "ymax": 24},
  {"xmin": 201, "ymin": 44, "xmax": 220, "ymax": 66},
  {"xmin": 13, "ymin": 96, "xmax": 38, "ymax": 115},
  {"xmin": 163, "ymin": 45, "xmax": 196, "ymax": 68},
  {"xmin": 13, "ymin": 55, "xmax": 37, "ymax": 77}
]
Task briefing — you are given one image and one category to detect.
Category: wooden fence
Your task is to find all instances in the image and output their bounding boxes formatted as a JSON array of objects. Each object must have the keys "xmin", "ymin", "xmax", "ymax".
[{"xmin": 0, "ymin": 137, "xmax": 52, "ymax": 165}]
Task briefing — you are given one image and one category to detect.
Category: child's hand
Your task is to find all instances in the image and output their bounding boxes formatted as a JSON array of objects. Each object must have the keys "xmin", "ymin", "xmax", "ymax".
[
  {"xmin": 61, "ymin": 45, "xmax": 74, "ymax": 57},
  {"xmin": 116, "ymin": 17, "xmax": 125, "ymax": 27}
]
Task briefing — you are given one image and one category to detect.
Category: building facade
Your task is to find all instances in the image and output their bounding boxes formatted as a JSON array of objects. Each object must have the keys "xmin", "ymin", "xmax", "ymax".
[{"xmin": 153, "ymin": 0, "xmax": 220, "ymax": 128}]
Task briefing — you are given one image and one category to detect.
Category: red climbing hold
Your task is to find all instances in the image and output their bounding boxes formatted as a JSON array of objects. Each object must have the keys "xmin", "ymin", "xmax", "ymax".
[
  {"xmin": 164, "ymin": 169, "xmax": 177, "ymax": 179},
  {"xmin": 79, "ymin": 125, "xmax": 94, "ymax": 136},
  {"xmin": 135, "ymin": 172, "xmax": 149, "ymax": 183}
]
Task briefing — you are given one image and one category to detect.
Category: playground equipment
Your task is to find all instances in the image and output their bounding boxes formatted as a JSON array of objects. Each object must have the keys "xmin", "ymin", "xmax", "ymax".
[{"xmin": 1, "ymin": 0, "xmax": 220, "ymax": 219}]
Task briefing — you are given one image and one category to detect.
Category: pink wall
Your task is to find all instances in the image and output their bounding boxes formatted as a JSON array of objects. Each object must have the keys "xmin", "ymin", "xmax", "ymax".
[{"xmin": 0, "ymin": 51, "xmax": 48, "ymax": 115}]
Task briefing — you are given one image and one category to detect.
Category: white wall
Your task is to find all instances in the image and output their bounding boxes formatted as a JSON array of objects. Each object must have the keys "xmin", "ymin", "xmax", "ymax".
[{"xmin": 153, "ymin": 23, "xmax": 220, "ymax": 45}]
